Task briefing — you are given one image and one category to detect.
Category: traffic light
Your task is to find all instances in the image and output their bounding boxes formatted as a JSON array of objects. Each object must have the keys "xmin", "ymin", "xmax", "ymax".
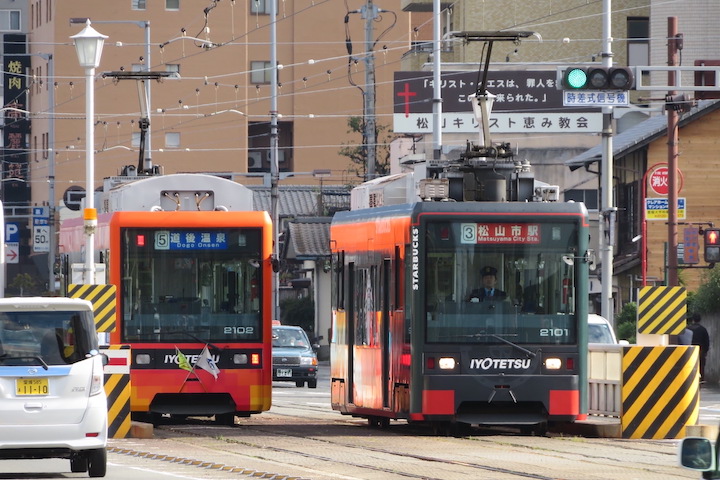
[
  {"xmin": 561, "ymin": 66, "xmax": 635, "ymax": 90},
  {"xmin": 704, "ymin": 228, "xmax": 720, "ymax": 263}
]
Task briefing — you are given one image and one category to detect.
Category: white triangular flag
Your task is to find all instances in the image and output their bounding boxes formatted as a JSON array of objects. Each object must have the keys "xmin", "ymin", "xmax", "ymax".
[{"xmin": 195, "ymin": 345, "xmax": 220, "ymax": 380}]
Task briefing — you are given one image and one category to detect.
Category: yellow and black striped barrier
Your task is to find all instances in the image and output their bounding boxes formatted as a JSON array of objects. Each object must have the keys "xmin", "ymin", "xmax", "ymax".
[
  {"xmin": 637, "ymin": 286, "xmax": 687, "ymax": 335},
  {"xmin": 621, "ymin": 345, "xmax": 699, "ymax": 439},
  {"xmin": 102, "ymin": 345, "xmax": 132, "ymax": 439},
  {"xmin": 68, "ymin": 283, "xmax": 117, "ymax": 333}
]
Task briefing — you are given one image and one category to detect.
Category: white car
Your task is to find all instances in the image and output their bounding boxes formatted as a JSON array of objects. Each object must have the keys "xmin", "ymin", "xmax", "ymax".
[
  {"xmin": 588, "ymin": 313, "xmax": 621, "ymax": 344},
  {"xmin": 0, "ymin": 297, "xmax": 108, "ymax": 477}
]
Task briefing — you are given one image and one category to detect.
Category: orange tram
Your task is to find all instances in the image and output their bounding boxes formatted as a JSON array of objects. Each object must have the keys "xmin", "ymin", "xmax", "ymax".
[
  {"xmin": 330, "ymin": 152, "xmax": 592, "ymax": 434},
  {"xmin": 60, "ymin": 174, "xmax": 273, "ymax": 424}
]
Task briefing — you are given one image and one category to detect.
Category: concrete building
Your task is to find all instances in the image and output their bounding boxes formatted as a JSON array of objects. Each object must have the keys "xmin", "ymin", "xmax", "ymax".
[
  {"xmin": 7, "ymin": 1, "xmax": 413, "ymax": 290},
  {"xmin": 7, "ymin": 1, "xmax": 720, "ymax": 319}
]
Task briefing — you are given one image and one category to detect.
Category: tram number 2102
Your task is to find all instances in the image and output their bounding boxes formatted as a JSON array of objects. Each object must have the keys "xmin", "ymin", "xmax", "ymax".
[
  {"xmin": 223, "ymin": 326, "xmax": 255, "ymax": 335},
  {"xmin": 540, "ymin": 328, "xmax": 569, "ymax": 338}
]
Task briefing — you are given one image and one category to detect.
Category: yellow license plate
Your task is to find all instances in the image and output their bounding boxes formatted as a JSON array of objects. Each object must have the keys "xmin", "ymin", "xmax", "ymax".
[{"xmin": 16, "ymin": 378, "xmax": 49, "ymax": 396}]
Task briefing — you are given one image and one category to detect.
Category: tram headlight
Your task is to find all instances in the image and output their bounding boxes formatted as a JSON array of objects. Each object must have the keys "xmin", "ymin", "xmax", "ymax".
[
  {"xmin": 545, "ymin": 357, "xmax": 562, "ymax": 370},
  {"xmin": 234, "ymin": 353, "xmax": 248, "ymax": 364},
  {"xmin": 438, "ymin": 357, "xmax": 456, "ymax": 370},
  {"xmin": 136, "ymin": 354, "xmax": 151, "ymax": 365}
]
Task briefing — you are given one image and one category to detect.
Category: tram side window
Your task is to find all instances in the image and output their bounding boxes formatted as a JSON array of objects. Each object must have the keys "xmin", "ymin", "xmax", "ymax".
[{"xmin": 352, "ymin": 266, "xmax": 379, "ymax": 347}]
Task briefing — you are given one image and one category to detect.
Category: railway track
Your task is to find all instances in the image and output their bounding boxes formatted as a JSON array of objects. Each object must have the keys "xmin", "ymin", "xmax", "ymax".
[{"xmin": 105, "ymin": 390, "xmax": 695, "ymax": 480}]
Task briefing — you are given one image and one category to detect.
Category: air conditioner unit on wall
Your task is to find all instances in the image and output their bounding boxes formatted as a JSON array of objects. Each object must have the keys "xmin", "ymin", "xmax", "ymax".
[{"xmin": 248, "ymin": 151, "xmax": 263, "ymax": 170}]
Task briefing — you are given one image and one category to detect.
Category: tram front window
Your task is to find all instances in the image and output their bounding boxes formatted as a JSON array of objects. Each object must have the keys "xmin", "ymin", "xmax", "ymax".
[
  {"xmin": 424, "ymin": 221, "xmax": 579, "ymax": 345},
  {"xmin": 120, "ymin": 227, "xmax": 263, "ymax": 343}
]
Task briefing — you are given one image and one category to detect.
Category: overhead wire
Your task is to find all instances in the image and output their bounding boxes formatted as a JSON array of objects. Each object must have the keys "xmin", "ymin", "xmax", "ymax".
[{"xmin": 24, "ymin": 0, "xmax": 687, "ymax": 172}]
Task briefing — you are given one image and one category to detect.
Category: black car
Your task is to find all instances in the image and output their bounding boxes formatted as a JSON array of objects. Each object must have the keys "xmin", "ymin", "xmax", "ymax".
[{"xmin": 272, "ymin": 325, "xmax": 318, "ymax": 388}]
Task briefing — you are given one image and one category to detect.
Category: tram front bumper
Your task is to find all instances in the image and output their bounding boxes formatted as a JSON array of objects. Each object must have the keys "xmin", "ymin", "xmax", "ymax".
[{"xmin": 417, "ymin": 374, "xmax": 580, "ymax": 424}]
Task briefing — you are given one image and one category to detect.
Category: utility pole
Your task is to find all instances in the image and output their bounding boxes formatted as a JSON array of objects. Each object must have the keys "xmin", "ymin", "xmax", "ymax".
[
  {"xmin": 600, "ymin": 0, "xmax": 615, "ymax": 325},
  {"xmin": 432, "ymin": 0, "xmax": 442, "ymax": 161},
  {"xmin": 362, "ymin": 0, "xmax": 378, "ymax": 180},
  {"xmin": 667, "ymin": 16, "xmax": 680, "ymax": 287},
  {"xmin": 270, "ymin": 0, "xmax": 280, "ymax": 320}
]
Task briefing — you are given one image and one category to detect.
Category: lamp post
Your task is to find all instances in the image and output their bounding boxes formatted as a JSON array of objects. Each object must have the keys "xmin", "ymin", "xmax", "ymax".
[{"xmin": 71, "ymin": 20, "xmax": 107, "ymax": 285}]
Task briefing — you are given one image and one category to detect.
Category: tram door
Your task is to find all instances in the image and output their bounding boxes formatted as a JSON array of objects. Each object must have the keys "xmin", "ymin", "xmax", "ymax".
[
  {"xmin": 346, "ymin": 263, "xmax": 355, "ymax": 405},
  {"xmin": 382, "ymin": 259, "xmax": 391, "ymax": 409}
]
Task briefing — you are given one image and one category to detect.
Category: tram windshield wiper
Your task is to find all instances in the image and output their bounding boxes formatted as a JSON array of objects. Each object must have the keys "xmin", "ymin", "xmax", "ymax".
[
  {"xmin": 469, "ymin": 333, "xmax": 537, "ymax": 358},
  {"xmin": 164, "ymin": 330, "xmax": 221, "ymax": 351}
]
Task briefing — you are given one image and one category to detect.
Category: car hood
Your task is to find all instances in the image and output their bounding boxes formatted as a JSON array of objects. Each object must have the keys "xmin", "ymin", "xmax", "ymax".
[{"xmin": 272, "ymin": 346, "xmax": 314, "ymax": 356}]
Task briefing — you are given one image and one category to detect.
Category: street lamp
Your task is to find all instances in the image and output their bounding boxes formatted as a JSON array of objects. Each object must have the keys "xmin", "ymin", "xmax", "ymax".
[{"xmin": 71, "ymin": 20, "xmax": 107, "ymax": 285}]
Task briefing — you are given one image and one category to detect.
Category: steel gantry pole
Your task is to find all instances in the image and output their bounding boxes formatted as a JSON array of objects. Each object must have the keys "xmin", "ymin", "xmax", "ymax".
[
  {"xmin": 599, "ymin": 0, "xmax": 615, "ymax": 325},
  {"xmin": 270, "ymin": 0, "xmax": 280, "ymax": 320}
]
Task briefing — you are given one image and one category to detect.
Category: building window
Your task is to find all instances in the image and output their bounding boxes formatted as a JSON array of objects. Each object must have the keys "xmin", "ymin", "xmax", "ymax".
[
  {"xmin": 166, "ymin": 0, "xmax": 179, "ymax": 10},
  {"xmin": 0, "ymin": 10, "xmax": 21, "ymax": 31},
  {"xmin": 565, "ymin": 189, "xmax": 598, "ymax": 210},
  {"xmin": 250, "ymin": 61, "xmax": 272, "ymax": 84},
  {"xmin": 132, "ymin": 0, "xmax": 147, "ymax": 11},
  {"xmin": 165, "ymin": 132, "xmax": 180, "ymax": 148},
  {"xmin": 251, "ymin": 0, "xmax": 272, "ymax": 14},
  {"xmin": 627, "ymin": 17, "xmax": 649, "ymax": 68},
  {"xmin": 248, "ymin": 121, "xmax": 293, "ymax": 172}
]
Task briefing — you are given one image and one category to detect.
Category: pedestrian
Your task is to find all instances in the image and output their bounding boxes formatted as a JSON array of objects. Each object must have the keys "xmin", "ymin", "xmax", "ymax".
[{"xmin": 687, "ymin": 313, "xmax": 710, "ymax": 383}]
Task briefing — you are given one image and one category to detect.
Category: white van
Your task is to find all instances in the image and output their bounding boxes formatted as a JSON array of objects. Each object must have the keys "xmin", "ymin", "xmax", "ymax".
[{"xmin": 0, "ymin": 297, "xmax": 108, "ymax": 477}]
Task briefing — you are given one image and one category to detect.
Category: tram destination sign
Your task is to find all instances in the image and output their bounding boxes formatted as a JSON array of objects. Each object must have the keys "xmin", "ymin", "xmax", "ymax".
[
  {"xmin": 154, "ymin": 230, "xmax": 229, "ymax": 250},
  {"xmin": 461, "ymin": 223, "xmax": 541, "ymax": 244}
]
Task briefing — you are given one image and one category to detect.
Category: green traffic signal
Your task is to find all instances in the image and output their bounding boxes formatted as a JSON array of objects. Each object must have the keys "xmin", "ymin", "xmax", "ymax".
[
  {"xmin": 564, "ymin": 68, "xmax": 588, "ymax": 89},
  {"xmin": 561, "ymin": 66, "xmax": 635, "ymax": 90}
]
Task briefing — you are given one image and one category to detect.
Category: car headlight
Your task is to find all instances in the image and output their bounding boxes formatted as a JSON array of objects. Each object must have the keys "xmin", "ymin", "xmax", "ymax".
[{"xmin": 300, "ymin": 356, "xmax": 318, "ymax": 366}]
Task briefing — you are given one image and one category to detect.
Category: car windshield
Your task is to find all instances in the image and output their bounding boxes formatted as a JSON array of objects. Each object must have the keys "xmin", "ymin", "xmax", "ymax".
[
  {"xmin": 588, "ymin": 323, "xmax": 615, "ymax": 344},
  {"xmin": 272, "ymin": 328, "xmax": 309, "ymax": 348}
]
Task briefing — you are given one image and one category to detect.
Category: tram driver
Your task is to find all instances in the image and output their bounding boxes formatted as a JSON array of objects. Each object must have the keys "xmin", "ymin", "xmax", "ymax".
[{"xmin": 467, "ymin": 266, "xmax": 507, "ymax": 302}]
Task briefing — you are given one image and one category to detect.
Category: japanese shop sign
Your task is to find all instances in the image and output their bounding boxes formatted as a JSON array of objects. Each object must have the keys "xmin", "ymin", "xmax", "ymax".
[
  {"xmin": 645, "ymin": 198, "xmax": 686, "ymax": 220},
  {"xmin": 3, "ymin": 34, "xmax": 30, "ymax": 203}
]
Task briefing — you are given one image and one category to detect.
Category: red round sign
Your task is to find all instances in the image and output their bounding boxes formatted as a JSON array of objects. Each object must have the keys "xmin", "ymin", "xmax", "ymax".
[{"xmin": 649, "ymin": 167, "xmax": 669, "ymax": 195}]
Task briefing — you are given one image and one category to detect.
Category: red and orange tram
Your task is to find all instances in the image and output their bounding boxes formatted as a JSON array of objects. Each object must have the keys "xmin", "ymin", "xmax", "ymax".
[
  {"xmin": 330, "ymin": 158, "xmax": 591, "ymax": 433},
  {"xmin": 60, "ymin": 174, "xmax": 273, "ymax": 424}
]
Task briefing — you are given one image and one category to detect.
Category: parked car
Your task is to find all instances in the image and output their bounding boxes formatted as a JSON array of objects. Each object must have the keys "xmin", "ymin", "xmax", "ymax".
[
  {"xmin": 588, "ymin": 313, "xmax": 622, "ymax": 344},
  {"xmin": 0, "ymin": 297, "xmax": 109, "ymax": 477},
  {"xmin": 272, "ymin": 325, "xmax": 318, "ymax": 388}
]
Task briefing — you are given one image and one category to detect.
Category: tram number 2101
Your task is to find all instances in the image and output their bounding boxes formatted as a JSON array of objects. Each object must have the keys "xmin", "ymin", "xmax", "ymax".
[{"xmin": 539, "ymin": 328, "xmax": 569, "ymax": 337}]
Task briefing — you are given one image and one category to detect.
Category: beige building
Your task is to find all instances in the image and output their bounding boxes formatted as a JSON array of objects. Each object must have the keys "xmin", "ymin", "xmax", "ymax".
[
  {"xmin": 27, "ymin": 1, "xmax": 413, "ymax": 214},
  {"xmin": 14, "ymin": 1, "xmax": 720, "ymax": 313}
]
